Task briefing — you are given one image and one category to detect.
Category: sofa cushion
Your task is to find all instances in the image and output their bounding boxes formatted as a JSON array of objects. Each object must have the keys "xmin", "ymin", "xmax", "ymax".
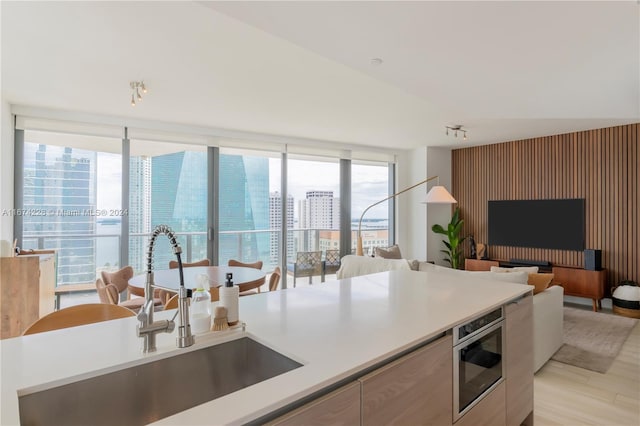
[
  {"xmin": 336, "ymin": 255, "xmax": 411, "ymax": 279},
  {"xmin": 374, "ymin": 244, "xmax": 402, "ymax": 259},
  {"xmin": 471, "ymin": 270, "xmax": 530, "ymax": 284},
  {"xmin": 490, "ymin": 266, "xmax": 539, "ymax": 274},
  {"xmin": 528, "ymin": 273, "xmax": 555, "ymax": 294}
]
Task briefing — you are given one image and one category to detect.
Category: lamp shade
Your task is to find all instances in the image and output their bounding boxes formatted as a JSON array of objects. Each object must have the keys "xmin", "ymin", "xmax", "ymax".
[{"xmin": 424, "ymin": 186, "xmax": 457, "ymax": 204}]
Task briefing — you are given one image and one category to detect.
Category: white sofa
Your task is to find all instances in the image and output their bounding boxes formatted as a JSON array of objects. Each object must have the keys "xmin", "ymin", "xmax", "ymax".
[{"xmin": 337, "ymin": 255, "xmax": 564, "ymax": 372}]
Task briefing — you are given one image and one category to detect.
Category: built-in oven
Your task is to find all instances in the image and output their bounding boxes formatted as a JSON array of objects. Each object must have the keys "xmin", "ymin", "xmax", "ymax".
[{"xmin": 453, "ymin": 307, "xmax": 505, "ymax": 421}]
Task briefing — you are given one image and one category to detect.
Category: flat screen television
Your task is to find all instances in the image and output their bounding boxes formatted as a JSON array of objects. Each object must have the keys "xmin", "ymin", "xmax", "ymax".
[{"xmin": 488, "ymin": 199, "xmax": 585, "ymax": 251}]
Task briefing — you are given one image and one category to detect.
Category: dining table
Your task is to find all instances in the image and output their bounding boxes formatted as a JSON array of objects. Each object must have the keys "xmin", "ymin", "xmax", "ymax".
[{"xmin": 128, "ymin": 266, "xmax": 266, "ymax": 301}]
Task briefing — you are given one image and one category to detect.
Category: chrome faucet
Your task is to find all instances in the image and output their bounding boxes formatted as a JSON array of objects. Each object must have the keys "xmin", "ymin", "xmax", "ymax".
[{"xmin": 137, "ymin": 224, "xmax": 195, "ymax": 353}]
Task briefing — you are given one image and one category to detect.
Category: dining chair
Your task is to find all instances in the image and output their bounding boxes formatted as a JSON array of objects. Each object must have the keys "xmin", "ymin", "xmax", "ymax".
[
  {"xmin": 269, "ymin": 266, "xmax": 281, "ymax": 291},
  {"xmin": 164, "ymin": 288, "xmax": 219, "ymax": 309},
  {"xmin": 160, "ymin": 259, "xmax": 211, "ymax": 305},
  {"xmin": 22, "ymin": 303, "xmax": 135, "ymax": 335},
  {"xmin": 95, "ymin": 277, "xmax": 150, "ymax": 313},
  {"xmin": 229, "ymin": 259, "xmax": 264, "ymax": 295},
  {"xmin": 168, "ymin": 258, "xmax": 211, "ymax": 269},
  {"xmin": 164, "ymin": 294, "xmax": 179, "ymax": 310},
  {"xmin": 100, "ymin": 266, "xmax": 164, "ymax": 311},
  {"xmin": 228, "ymin": 259, "xmax": 263, "ymax": 270}
]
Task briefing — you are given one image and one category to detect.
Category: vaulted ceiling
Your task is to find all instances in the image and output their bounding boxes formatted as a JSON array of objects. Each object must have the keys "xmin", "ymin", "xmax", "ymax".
[{"xmin": 2, "ymin": 1, "xmax": 638, "ymax": 150}]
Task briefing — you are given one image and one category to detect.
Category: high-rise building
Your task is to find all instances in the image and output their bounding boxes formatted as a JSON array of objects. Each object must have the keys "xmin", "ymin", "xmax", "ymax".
[
  {"xmin": 219, "ymin": 154, "xmax": 270, "ymax": 266},
  {"xmin": 269, "ymin": 191, "xmax": 294, "ymax": 265},
  {"xmin": 298, "ymin": 191, "xmax": 340, "ymax": 229},
  {"xmin": 148, "ymin": 151, "xmax": 208, "ymax": 270},
  {"xmin": 128, "ymin": 156, "xmax": 152, "ymax": 272},
  {"xmin": 297, "ymin": 191, "xmax": 340, "ymax": 252},
  {"xmin": 22, "ymin": 144, "xmax": 97, "ymax": 285}
]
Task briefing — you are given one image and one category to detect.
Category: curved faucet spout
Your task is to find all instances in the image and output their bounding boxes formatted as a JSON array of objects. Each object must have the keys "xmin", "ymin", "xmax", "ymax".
[{"xmin": 138, "ymin": 225, "xmax": 194, "ymax": 353}]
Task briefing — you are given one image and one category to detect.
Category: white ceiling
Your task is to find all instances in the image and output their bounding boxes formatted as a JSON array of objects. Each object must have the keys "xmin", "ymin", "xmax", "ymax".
[{"xmin": 2, "ymin": 1, "xmax": 638, "ymax": 151}]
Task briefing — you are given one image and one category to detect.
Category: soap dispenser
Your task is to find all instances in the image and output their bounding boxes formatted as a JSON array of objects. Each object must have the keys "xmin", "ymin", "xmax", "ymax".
[
  {"xmin": 219, "ymin": 272, "xmax": 239, "ymax": 325},
  {"xmin": 189, "ymin": 274, "xmax": 211, "ymax": 334}
]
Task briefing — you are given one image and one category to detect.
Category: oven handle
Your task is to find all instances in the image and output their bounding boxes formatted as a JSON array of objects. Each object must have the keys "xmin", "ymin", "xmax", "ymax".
[{"xmin": 453, "ymin": 306, "xmax": 504, "ymax": 346}]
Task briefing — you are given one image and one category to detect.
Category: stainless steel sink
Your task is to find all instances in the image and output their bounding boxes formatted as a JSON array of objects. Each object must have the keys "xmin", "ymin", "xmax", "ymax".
[{"xmin": 18, "ymin": 337, "xmax": 302, "ymax": 425}]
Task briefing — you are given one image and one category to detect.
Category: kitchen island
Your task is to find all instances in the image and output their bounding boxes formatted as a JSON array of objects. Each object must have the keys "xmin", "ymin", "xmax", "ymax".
[{"xmin": 0, "ymin": 269, "xmax": 532, "ymax": 425}]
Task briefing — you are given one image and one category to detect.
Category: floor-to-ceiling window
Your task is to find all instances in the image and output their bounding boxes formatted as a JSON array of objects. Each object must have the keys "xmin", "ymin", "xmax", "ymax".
[
  {"xmin": 129, "ymin": 140, "xmax": 208, "ymax": 274},
  {"xmin": 218, "ymin": 148, "xmax": 281, "ymax": 271},
  {"xmin": 14, "ymin": 118, "xmax": 396, "ymax": 300},
  {"xmin": 20, "ymin": 130, "xmax": 122, "ymax": 286},
  {"xmin": 352, "ymin": 162, "xmax": 391, "ymax": 255},
  {"xmin": 286, "ymin": 156, "xmax": 341, "ymax": 285}
]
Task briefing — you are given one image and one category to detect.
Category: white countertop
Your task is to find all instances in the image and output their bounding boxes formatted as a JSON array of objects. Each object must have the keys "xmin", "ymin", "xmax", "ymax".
[{"xmin": 0, "ymin": 269, "xmax": 532, "ymax": 425}]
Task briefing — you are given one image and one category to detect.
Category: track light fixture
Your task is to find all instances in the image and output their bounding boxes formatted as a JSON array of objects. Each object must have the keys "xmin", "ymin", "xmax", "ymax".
[
  {"xmin": 445, "ymin": 125, "xmax": 467, "ymax": 140},
  {"xmin": 129, "ymin": 81, "xmax": 147, "ymax": 107}
]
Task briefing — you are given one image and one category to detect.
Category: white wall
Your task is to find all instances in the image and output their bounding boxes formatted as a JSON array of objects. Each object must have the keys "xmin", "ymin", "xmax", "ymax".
[
  {"xmin": 396, "ymin": 146, "xmax": 453, "ymax": 263},
  {"xmin": 0, "ymin": 98, "xmax": 14, "ymax": 256},
  {"xmin": 425, "ymin": 147, "xmax": 453, "ymax": 266},
  {"xmin": 396, "ymin": 147, "xmax": 427, "ymax": 260}
]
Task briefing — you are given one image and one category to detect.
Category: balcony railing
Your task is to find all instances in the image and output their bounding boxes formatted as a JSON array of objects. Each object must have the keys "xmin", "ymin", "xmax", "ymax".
[{"xmin": 22, "ymin": 227, "xmax": 389, "ymax": 287}]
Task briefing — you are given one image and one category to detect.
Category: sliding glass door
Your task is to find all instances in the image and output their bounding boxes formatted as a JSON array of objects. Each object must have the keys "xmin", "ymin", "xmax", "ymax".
[
  {"xmin": 21, "ymin": 130, "xmax": 122, "ymax": 286},
  {"xmin": 129, "ymin": 140, "xmax": 208, "ymax": 274},
  {"xmin": 352, "ymin": 162, "xmax": 391, "ymax": 255},
  {"xmin": 218, "ymin": 148, "xmax": 281, "ymax": 271}
]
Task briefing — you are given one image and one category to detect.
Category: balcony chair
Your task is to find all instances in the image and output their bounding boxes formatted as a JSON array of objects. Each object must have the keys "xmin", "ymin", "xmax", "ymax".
[
  {"xmin": 322, "ymin": 249, "xmax": 341, "ymax": 282},
  {"xmin": 287, "ymin": 251, "xmax": 322, "ymax": 286},
  {"xmin": 100, "ymin": 267, "xmax": 163, "ymax": 311},
  {"xmin": 23, "ymin": 303, "xmax": 135, "ymax": 335}
]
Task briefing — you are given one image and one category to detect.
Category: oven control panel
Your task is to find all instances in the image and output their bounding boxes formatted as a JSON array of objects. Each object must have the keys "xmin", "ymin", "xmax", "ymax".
[{"xmin": 456, "ymin": 307, "xmax": 503, "ymax": 342}]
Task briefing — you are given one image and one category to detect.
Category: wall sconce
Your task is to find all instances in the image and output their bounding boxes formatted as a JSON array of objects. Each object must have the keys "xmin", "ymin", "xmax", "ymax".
[
  {"xmin": 445, "ymin": 125, "xmax": 467, "ymax": 140},
  {"xmin": 130, "ymin": 81, "xmax": 148, "ymax": 107}
]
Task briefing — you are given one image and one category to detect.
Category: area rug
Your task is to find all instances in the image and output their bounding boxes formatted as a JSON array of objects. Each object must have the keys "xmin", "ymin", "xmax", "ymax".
[{"xmin": 551, "ymin": 307, "xmax": 638, "ymax": 373}]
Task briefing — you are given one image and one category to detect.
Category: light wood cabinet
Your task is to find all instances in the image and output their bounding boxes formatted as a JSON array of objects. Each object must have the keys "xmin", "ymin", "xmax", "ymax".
[
  {"xmin": 267, "ymin": 382, "xmax": 361, "ymax": 426},
  {"xmin": 505, "ymin": 294, "xmax": 534, "ymax": 426},
  {"xmin": 360, "ymin": 335, "xmax": 453, "ymax": 426},
  {"xmin": 1, "ymin": 253, "xmax": 57, "ymax": 339},
  {"xmin": 455, "ymin": 381, "xmax": 506, "ymax": 426}
]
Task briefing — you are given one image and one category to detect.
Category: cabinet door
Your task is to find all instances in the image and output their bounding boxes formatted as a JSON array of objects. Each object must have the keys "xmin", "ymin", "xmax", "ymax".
[
  {"xmin": 505, "ymin": 294, "xmax": 534, "ymax": 426},
  {"xmin": 267, "ymin": 382, "xmax": 361, "ymax": 426},
  {"xmin": 455, "ymin": 381, "xmax": 506, "ymax": 426},
  {"xmin": 39, "ymin": 255, "xmax": 56, "ymax": 317},
  {"xmin": 360, "ymin": 335, "xmax": 452, "ymax": 426}
]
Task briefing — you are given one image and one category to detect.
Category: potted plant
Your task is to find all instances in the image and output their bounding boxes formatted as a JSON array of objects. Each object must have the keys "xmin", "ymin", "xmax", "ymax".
[{"xmin": 431, "ymin": 208, "xmax": 466, "ymax": 269}]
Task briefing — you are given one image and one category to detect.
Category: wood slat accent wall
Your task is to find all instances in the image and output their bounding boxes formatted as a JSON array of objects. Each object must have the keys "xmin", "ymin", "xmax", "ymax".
[{"xmin": 452, "ymin": 123, "xmax": 639, "ymax": 287}]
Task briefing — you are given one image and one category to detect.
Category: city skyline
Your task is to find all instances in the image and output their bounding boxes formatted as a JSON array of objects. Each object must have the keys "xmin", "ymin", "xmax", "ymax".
[{"xmin": 95, "ymin": 155, "xmax": 390, "ymax": 220}]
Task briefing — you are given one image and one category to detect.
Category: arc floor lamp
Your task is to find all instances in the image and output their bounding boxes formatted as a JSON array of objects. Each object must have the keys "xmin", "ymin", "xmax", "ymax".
[{"xmin": 356, "ymin": 176, "xmax": 457, "ymax": 256}]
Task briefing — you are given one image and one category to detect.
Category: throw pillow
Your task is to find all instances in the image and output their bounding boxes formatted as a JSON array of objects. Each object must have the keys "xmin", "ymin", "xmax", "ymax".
[
  {"xmin": 490, "ymin": 266, "xmax": 539, "ymax": 274},
  {"xmin": 375, "ymin": 244, "xmax": 402, "ymax": 259},
  {"xmin": 407, "ymin": 259, "xmax": 420, "ymax": 271},
  {"xmin": 528, "ymin": 273, "xmax": 554, "ymax": 294}
]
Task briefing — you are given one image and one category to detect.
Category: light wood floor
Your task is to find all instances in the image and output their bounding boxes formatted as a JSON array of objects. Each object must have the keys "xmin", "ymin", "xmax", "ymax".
[{"xmin": 534, "ymin": 306, "xmax": 640, "ymax": 426}]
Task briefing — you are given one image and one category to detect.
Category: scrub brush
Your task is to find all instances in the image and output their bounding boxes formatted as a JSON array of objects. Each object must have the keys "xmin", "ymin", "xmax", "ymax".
[{"xmin": 212, "ymin": 306, "xmax": 230, "ymax": 331}]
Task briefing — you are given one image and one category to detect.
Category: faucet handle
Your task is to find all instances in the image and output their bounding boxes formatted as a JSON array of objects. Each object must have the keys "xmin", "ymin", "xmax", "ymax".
[{"xmin": 137, "ymin": 310, "xmax": 147, "ymax": 322}]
